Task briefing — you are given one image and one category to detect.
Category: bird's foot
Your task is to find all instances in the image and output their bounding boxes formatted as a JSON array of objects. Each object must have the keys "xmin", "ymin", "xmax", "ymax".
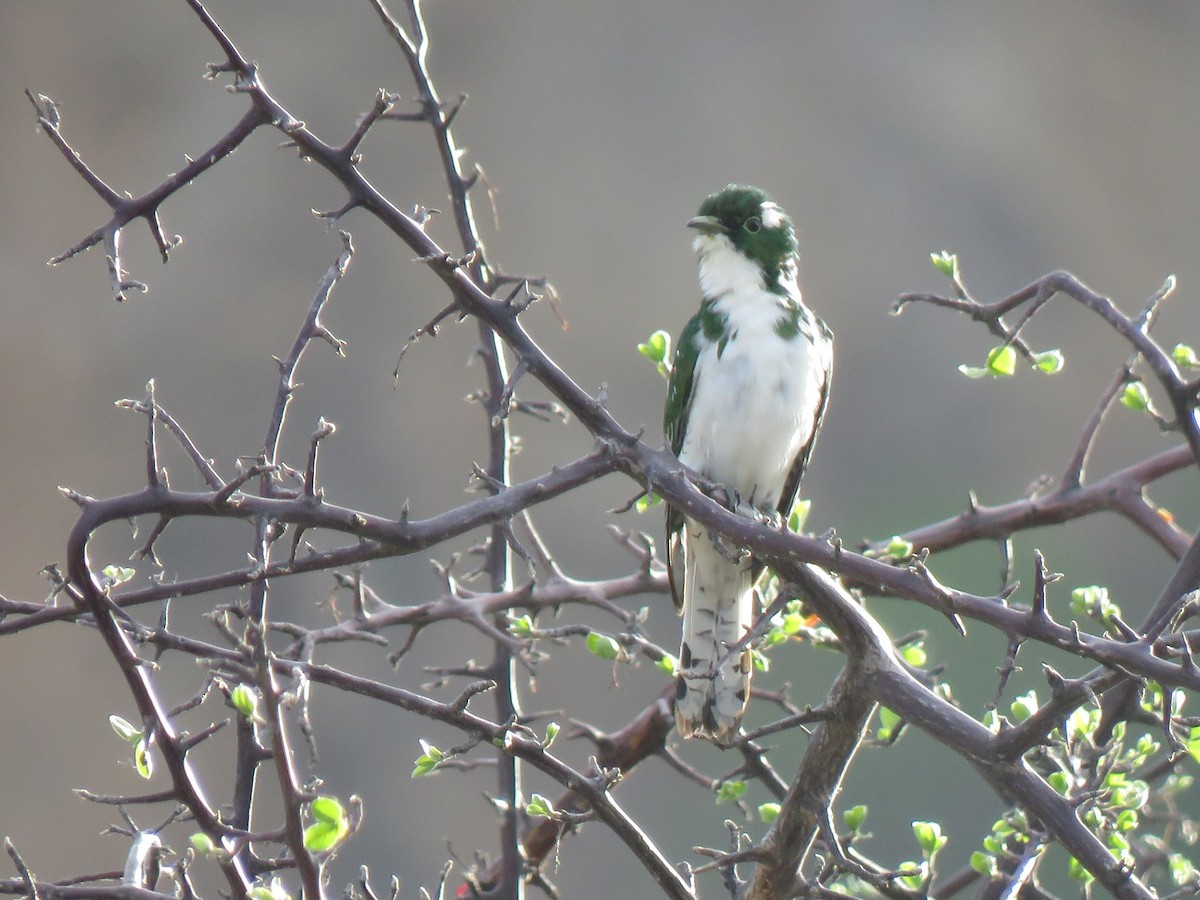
[{"xmin": 708, "ymin": 529, "xmax": 749, "ymax": 563}]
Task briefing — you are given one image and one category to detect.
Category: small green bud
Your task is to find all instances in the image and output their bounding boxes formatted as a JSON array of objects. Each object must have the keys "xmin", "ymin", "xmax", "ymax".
[
  {"xmin": 970, "ymin": 851, "xmax": 998, "ymax": 878},
  {"xmin": 959, "ymin": 344, "xmax": 1018, "ymax": 379},
  {"xmin": 1010, "ymin": 690, "xmax": 1039, "ymax": 722},
  {"xmin": 843, "ymin": 805, "xmax": 867, "ymax": 832},
  {"xmin": 787, "ymin": 498, "xmax": 811, "ymax": 533},
  {"xmin": 526, "ymin": 793, "xmax": 555, "ymax": 819},
  {"xmin": 1120, "ymin": 381, "xmax": 1151, "ymax": 411},
  {"xmin": 134, "ymin": 736, "xmax": 154, "ymax": 780},
  {"xmin": 930, "ymin": 251, "xmax": 958, "ymax": 278},
  {"xmin": 1169, "ymin": 853, "xmax": 1197, "ymax": 886},
  {"xmin": 231, "ymin": 683, "xmax": 264, "ymax": 723},
  {"xmin": 757, "ymin": 802, "xmax": 780, "ymax": 823},
  {"xmin": 985, "ymin": 345, "xmax": 1017, "ymax": 377},
  {"xmin": 101, "ymin": 564, "xmax": 136, "ymax": 587},
  {"xmin": 1172, "ymin": 343, "xmax": 1200, "ymax": 368},
  {"xmin": 585, "ymin": 631, "xmax": 621, "ymax": 660},
  {"xmin": 901, "ymin": 643, "xmax": 927, "ymax": 667},
  {"xmin": 190, "ymin": 833, "xmax": 216, "ymax": 856},
  {"xmin": 781, "ymin": 612, "xmax": 805, "ymax": 635},
  {"xmin": 898, "ymin": 861, "xmax": 926, "ymax": 890},
  {"xmin": 634, "ymin": 492, "xmax": 663, "ymax": 513},
  {"xmin": 1032, "ymin": 349, "xmax": 1065, "ymax": 374},
  {"xmin": 637, "ymin": 330, "xmax": 673, "ymax": 378},
  {"xmin": 1115, "ymin": 809, "xmax": 1138, "ymax": 832},
  {"xmin": 912, "ymin": 820, "xmax": 947, "ymax": 855},
  {"xmin": 310, "ymin": 795, "xmax": 344, "ymax": 824},
  {"xmin": 248, "ymin": 878, "xmax": 292, "ymax": 900},
  {"xmin": 656, "ymin": 654, "xmax": 677, "ymax": 676},
  {"xmin": 877, "ymin": 707, "xmax": 901, "ymax": 742},
  {"xmin": 110, "ymin": 714, "xmax": 142, "ymax": 744},
  {"xmin": 506, "ymin": 613, "xmax": 535, "ymax": 638},
  {"xmin": 715, "ymin": 781, "xmax": 746, "ymax": 804},
  {"xmin": 411, "ymin": 739, "xmax": 445, "ymax": 778},
  {"xmin": 883, "ymin": 536, "xmax": 913, "ymax": 560},
  {"xmin": 542, "ymin": 722, "xmax": 560, "ymax": 748}
]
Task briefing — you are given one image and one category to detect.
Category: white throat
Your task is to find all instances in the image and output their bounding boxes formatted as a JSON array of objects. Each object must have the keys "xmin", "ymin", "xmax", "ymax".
[{"xmin": 693, "ymin": 234, "xmax": 765, "ymax": 299}]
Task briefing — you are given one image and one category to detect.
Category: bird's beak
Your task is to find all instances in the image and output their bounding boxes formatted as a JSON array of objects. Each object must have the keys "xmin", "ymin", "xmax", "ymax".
[{"xmin": 686, "ymin": 215, "xmax": 726, "ymax": 236}]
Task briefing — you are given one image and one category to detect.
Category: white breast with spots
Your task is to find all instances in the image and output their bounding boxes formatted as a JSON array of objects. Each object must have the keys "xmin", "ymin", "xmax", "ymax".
[{"xmin": 679, "ymin": 274, "xmax": 826, "ymax": 510}]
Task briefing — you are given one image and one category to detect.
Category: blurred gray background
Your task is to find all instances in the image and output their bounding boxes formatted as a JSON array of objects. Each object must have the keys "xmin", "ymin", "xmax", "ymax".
[{"xmin": 4, "ymin": 2, "xmax": 1200, "ymax": 896}]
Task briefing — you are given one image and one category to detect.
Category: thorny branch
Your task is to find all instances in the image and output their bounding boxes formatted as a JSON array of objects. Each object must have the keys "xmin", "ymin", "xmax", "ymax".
[{"xmin": 8, "ymin": 2, "xmax": 1200, "ymax": 899}]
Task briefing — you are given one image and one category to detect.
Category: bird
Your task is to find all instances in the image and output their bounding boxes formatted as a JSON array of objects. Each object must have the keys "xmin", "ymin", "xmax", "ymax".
[{"xmin": 665, "ymin": 185, "xmax": 832, "ymax": 741}]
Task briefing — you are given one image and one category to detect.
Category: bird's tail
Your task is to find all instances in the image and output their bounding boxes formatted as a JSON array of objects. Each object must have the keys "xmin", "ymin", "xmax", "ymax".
[{"xmin": 674, "ymin": 522, "xmax": 754, "ymax": 741}]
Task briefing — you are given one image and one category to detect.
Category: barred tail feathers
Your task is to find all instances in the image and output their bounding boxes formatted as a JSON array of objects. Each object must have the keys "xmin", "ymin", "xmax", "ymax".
[{"xmin": 674, "ymin": 521, "xmax": 754, "ymax": 741}]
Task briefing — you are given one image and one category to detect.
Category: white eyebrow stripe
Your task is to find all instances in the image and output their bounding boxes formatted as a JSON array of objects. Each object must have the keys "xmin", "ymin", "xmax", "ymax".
[{"xmin": 760, "ymin": 201, "xmax": 784, "ymax": 229}]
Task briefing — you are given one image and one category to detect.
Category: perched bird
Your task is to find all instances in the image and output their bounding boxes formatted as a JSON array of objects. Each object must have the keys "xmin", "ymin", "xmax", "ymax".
[{"xmin": 665, "ymin": 185, "xmax": 832, "ymax": 740}]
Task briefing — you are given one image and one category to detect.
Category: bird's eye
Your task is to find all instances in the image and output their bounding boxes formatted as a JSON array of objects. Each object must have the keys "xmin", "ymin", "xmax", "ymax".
[{"xmin": 744, "ymin": 217, "xmax": 762, "ymax": 233}]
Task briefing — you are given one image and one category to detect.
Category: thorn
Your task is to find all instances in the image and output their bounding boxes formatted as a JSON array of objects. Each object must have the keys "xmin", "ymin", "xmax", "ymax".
[{"xmin": 58, "ymin": 485, "xmax": 93, "ymax": 508}]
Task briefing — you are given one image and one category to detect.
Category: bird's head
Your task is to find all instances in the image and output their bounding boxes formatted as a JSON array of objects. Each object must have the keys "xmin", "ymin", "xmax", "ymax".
[{"xmin": 688, "ymin": 185, "xmax": 797, "ymax": 289}]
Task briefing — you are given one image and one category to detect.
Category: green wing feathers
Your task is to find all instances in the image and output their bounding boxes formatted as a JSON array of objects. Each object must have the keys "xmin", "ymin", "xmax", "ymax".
[{"xmin": 664, "ymin": 314, "xmax": 704, "ymax": 611}]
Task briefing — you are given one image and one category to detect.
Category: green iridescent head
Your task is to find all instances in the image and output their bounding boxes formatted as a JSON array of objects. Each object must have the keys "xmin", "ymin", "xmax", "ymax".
[{"xmin": 687, "ymin": 185, "xmax": 797, "ymax": 278}]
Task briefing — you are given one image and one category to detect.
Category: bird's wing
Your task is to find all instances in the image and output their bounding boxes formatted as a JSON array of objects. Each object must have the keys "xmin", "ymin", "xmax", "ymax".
[
  {"xmin": 776, "ymin": 317, "xmax": 833, "ymax": 522},
  {"xmin": 664, "ymin": 311, "xmax": 706, "ymax": 611}
]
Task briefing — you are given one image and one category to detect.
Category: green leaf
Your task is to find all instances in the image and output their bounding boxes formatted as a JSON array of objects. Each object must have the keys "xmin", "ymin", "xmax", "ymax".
[
  {"xmin": 985, "ymin": 345, "xmax": 1017, "ymax": 377},
  {"xmin": 957, "ymin": 364, "xmax": 991, "ymax": 379},
  {"xmin": 787, "ymin": 499, "xmax": 812, "ymax": 533},
  {"xmin": 780, "ymin": 612, "xmax": 805, "ymax": 635},
  {"xmin": 901, "ymin": 643, "xmax": 927, "ymax": 667},
  {"xmin": 1187, "ymin": 725, "xmax": 1200, "ymax": 765},
  {"xmin": 110, "ymin": 714, "xmax": 142, "ymax": 744},
  {"xmin": 249, "ymin": 878, "xmax": 292, "ymax": 900},
  {"xmin": 912, "ymin": 820, "xmax": 947, "ymax": 855},
  {"xmin": 304, "ymin": 819, "xmax": 348, "ymax": 853},
  {"xmin": 543, "ymin": 722, "xmax": 560, "ymax": 748},
  {"xmin": 1070, "ymin": 585, "xmax": 1121, "ymax": 623},
  {"xmin": 637, "ymin": 329, "xmax": 671, "ymax": 363},
  {"xmin": 959, "ymin": 345, "xmax": 1019, "ymax": 379},
  {"xmin": 526, "ymin": 793, "xmax": 555, "ymax": 819},
  {"xmin": 189, "ymin": 833, "xmax": 216, "ymax": 856},
  {"xmin": 883, "ymin": 536, "xmax": 913, "ymax": 560},
  {"xmin": 585, "ymin": 631, "xmax": 621, "ymax": 660},
  {"xmin": 1047, "ymin": 771, "xmax": 1070, "ymax": 795},
  {"xmin": 970, "ymin": 850, "xmax": 998, "ymax": 878},
  {"xmin": 637, "ymin": 330, "xmax": 673, "ymax": 378},
  {"xmin": 1120, "ymin": 381, "xmax": 1151, "ymax": 412},
  {"xmin": 843, "ymin": 805, "xmax": 868, "ymax": 832},
  {"xmin": 1169, "ymin": 853, "xmax": 1197, "ymax": 886},
  {"xmin": 762, "ymin": 627, "xmax": 788, "ymax": 648},
  {"xmin": 506, "ymin": 613, "xmax": 535, "ymax": 638},
  {"xmin": 1114, "ymin": 809, "xmax": 1138, "ymax": 832},
  {"xmin": 930, "ymin": 251, "xmax": 958, "ymax": 279},
  {"xmin": 897, "ymin": 861, "xmax": 926, "ymax": 890},
  {"xmin": 134, "ymin": 736, "xmax": 153, "ymax": 780},
  {"xmin": 231, "ymin": 683, "xmax": 264, "ymax": 723},
  {"xmin": 877, "ymin": 707, "xmax": 901, "ymax": 742},
  {"xmin": 1032, "ymin": 349, "xmax": 1065, "ymax": 374},
  {"xmin": 1172, "ymin": 343, "xmax": 1200, "ymax": 368},
  {"xmin": 411, "ymin": 739, "xmax": 445, "ymax": 778},
  {"xmin": 758, "ymin": 802, "xmax": 780, "ymax": 823},
  {"xmin": 715, "ymin": 781, "xmax": 746, "ymax": 804},
  {"xmin": 750, "ymin": 649, "xmax": 770, "ymax": 672},
  {"xmin": 1010, "ymin": 690, "xmax": 1039, "ymax": 722},
  {"xmin": 634, "ymin": 492, "xmax": 663, "ymax": 513},
  {"xmin": 310, "ymin": 795, "xmax": 345, "ymax": 824},
  {"xmin": 101, "ymin": 564, "xmax": 136, "ymax": 587},
  {"xmin": 656, "ymin": 653, "xmax": 677, "ymax": 677}
]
